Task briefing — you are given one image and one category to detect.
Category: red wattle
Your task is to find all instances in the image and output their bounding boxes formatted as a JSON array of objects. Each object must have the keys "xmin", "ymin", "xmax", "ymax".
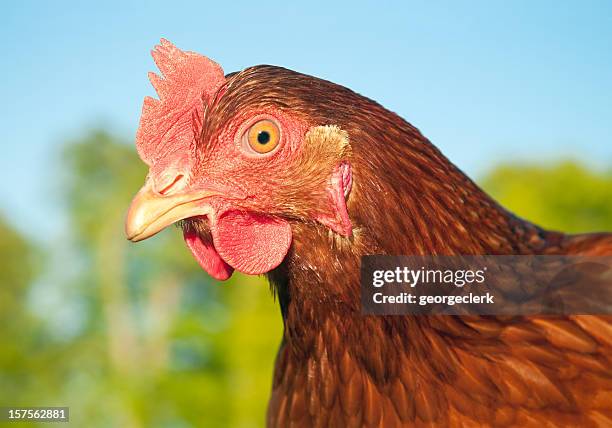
[
  {"xmin": 183, "ymin": 230, "xmax": 234, "ymax": 280},
  {"xmin": 212, "ymin": 211, "xmax": 292, "ymax": 275}
]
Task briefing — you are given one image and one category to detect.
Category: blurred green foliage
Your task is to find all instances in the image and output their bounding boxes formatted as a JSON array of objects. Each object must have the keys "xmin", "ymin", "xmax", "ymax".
[
  {"xmin": 1, "ymin": 130, "xmax": 281, "ymax": 428},
  {"xmin": 480, "ymin": 161, "xmax": 612, "ymax": 232},
  {"xmin": 0, "ymin": 130, "xmax": 610, "ymax": 427}
]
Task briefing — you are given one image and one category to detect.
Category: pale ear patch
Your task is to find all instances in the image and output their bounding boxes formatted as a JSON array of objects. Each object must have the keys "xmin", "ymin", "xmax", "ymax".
[
  {"xmin": 303, "ymin": 126, "xmax": 354, "ymax": 237},
  {"xmin": 302, "ymin": 125, "xmax": 351, "ymax": 161}
]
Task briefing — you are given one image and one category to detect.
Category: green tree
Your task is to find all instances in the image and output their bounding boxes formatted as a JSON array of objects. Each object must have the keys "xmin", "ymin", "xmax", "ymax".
[
  {"xmin": 481, "ymin": 161, "xmax": 612, "ymax": 232},
  {"xmin": 0, "ymin": 216, "xmax": 42, "ymax": 409}
]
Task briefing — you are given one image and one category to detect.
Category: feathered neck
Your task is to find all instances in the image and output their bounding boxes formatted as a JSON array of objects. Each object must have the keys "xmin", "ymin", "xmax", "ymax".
[{"xmin": 269, "ymin": 110, "xmax": 560, "ymax": 323}]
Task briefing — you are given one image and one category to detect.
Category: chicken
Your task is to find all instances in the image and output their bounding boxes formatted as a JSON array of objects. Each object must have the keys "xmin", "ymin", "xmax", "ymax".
[{"xmin": 125, "ymin": 39, "xmax": 612, "ymax": 427}]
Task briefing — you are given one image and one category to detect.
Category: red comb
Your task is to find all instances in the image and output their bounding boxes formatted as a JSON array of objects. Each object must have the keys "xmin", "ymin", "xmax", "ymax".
[{"xmin": 136, "ymin": 39, "xmax": 225, "ymax": 166}]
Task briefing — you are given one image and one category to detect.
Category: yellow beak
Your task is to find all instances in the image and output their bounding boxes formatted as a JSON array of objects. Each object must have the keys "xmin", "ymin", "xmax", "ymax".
[{"xmin": 125, "ymin": 181, "xmax": 218, "ymax": 242}]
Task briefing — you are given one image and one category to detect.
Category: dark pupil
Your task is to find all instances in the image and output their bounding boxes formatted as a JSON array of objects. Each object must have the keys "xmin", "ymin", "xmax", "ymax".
[{"xmin": 257, "ymin": 131, "xmax": 271, "ymax": 145}]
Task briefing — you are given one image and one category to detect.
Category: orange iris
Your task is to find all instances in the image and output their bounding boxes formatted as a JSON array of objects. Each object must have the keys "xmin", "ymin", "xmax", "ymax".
[{"xmin": 247, "ymin": 120, "xmax": 280, "ymax": 154}]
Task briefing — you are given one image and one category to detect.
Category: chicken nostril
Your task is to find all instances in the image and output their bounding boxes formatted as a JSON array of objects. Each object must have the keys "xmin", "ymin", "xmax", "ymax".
[{"xmin": 158, "ymin": 174, "xmax": 185, "ymax": 195}]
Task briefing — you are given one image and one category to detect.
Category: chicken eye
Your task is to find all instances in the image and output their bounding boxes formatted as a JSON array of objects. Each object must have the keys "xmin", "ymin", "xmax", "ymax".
[{"xmin": 246, "ymin": 120, "xmax": 280, "ymax": 154}]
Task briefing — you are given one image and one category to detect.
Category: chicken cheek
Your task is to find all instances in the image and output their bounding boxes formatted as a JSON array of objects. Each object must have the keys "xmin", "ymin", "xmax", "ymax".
[{"xmin": 212, "ymin": 210, "xmax": 292, "ymax": 275}]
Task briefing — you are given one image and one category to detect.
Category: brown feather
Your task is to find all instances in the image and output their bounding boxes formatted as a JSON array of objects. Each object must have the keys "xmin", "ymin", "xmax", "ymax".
[{"xmin": 204, "ymin": 66, "xmax": 612, "ymax": 427}]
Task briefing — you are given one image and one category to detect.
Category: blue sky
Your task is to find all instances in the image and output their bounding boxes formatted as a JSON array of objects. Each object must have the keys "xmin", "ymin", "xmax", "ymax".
[{"xmin": 2, "ymin": 1, "xmax": 611, "ymax": 241}]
